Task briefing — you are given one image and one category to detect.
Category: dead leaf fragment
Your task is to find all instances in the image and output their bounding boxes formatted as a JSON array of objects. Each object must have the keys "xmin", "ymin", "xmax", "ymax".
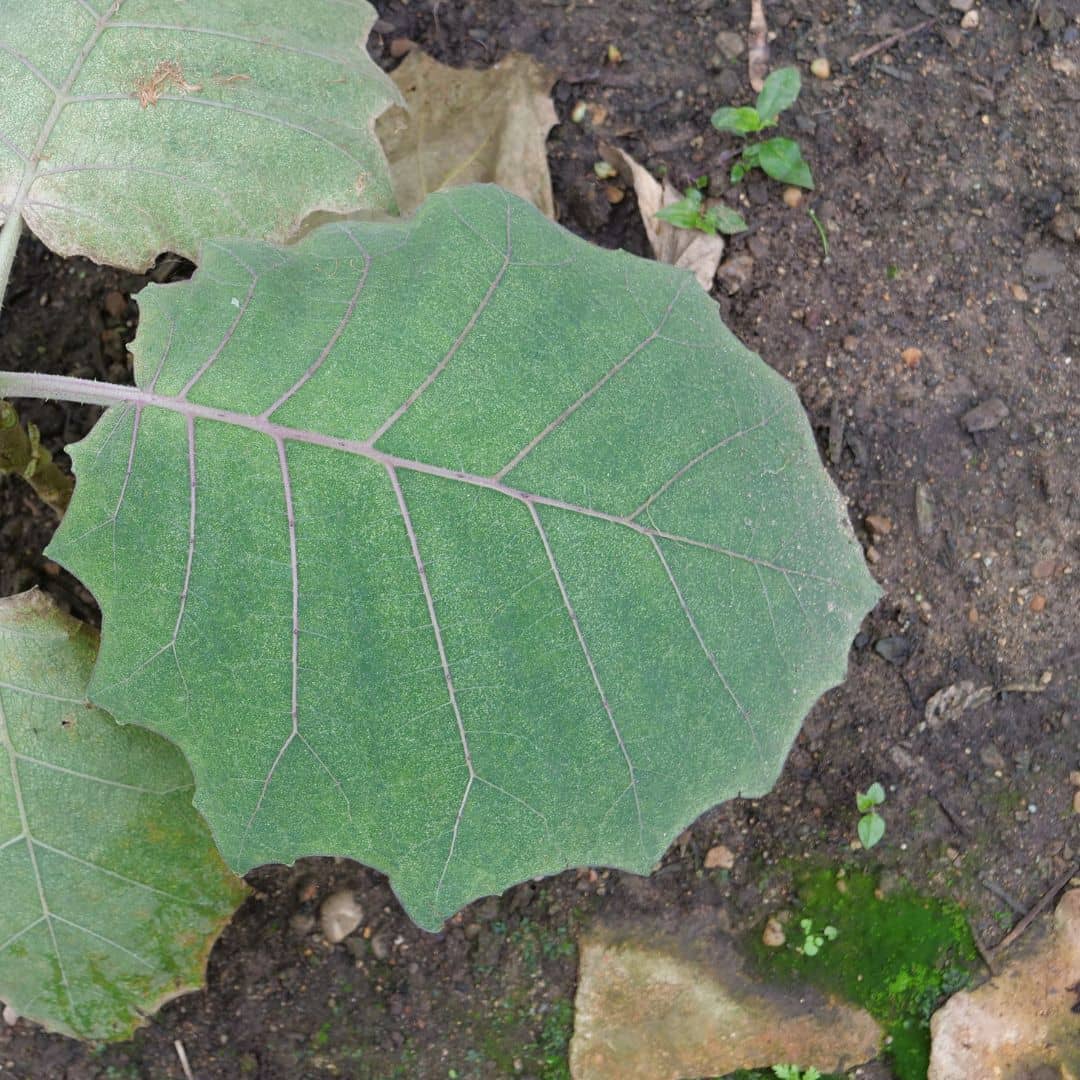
[
  {"xmin": 135, "ymin": 60, "xmax": 202, "ymax": 109},
  {"xmin": 600, "ymin": 144, "xmax": 725, "ymax": 291},
  {"xmin": 748, "ymin": 0, "xmax": 770, "ymax": 91},
  {"xmin": 377, "ymin": 51, "xmax": 557, "ymax": 217}
]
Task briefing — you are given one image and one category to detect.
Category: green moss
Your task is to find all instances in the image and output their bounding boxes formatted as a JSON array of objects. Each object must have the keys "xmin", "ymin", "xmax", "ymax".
[{"xmin": 748, "ymin": 867, "xmax": 980, "ymax": 1080}]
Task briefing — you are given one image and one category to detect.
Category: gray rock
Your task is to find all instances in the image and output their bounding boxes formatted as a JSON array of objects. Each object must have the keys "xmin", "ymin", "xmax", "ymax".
[
  {"xmin": 915, "ymin": 481, "xmax": 936, "ymax": 537},
  {"xmin": 319, "ymin": 890, "xmax": 364, "ymax": 944},
  {"xmin": 716, "ymin": 253, "xmax": 754, "ymax": 294},
  {"xmin": 714, "ymin": 30, "xmax": 745, "ymax": 59},
  {"xmin": 962, "ymin": 397, "xmax": 1009, "ymax": 433},
  {"xmin": 874, "ymin": 635, "xmax": 911, "ymax": 664}
]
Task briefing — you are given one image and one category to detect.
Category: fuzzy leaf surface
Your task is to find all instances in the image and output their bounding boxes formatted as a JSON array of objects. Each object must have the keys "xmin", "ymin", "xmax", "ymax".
[
  {"xmin": 0, "ymin": 590, "xmax": 247, "ymax": 1041},
  {"xmin": 49, "ymin": 185, "xmax": 880, "ymax": 929},
  {"xmin": 0, "ymin": 0, "xmax": 398, "ymax": 269}
]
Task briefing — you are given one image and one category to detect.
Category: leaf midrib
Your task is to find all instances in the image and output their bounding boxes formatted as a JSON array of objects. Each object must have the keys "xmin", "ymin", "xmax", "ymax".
[{"xmin": 45, "ymin": 375, "xmax": 831, "ymax": 583}]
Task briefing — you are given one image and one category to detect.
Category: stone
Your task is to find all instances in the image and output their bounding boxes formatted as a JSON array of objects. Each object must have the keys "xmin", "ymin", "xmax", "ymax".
[
  {"xmin": 762, "ymin": 916, "xmax": 786, "ymax": 947},
  {"xmin": 929, "ymin": 889, "xmax": 1080, "ymax": 1078},
  {"xmin": 962, "ymin": 397, "xmax": 1009, "ymax": 433},
  {"xmin": 949, "ymin": 0, "xmax": 974, "ymax": 9},
  {"xmin": 319, "ymin": 890, "xmax": 364, "ymax": 944},
  {"xmin": 704, "ymin": 844, "xmax": 736, "ymax": 870},
  {"xmin": 783, "ymin": 186, "xmax": 804, "ymax": 208},
  {"xmin": 810, "ymin": 57, "xmax": 832, "ymax": 79},
  {"xmin": 570, "ymin": 918, "xmax": 881, "ymax": 1080},
  {"xmin": 874, "ymin": 635, "xmax": 911, "ymax": 665},
  {"xmin": 960, "ymin": 8, "xmax": 980, "ymax": 27},
  {"xmin": 865, "ymin": 514, "xmax": 893, "ymax": 537},
  {"xmin": 714, "ymin": 31, "xmax": 745, "ymax": 59},
  {"xmin": 716, "ymin": 253, "xmax": 754, "ymax": 295}
]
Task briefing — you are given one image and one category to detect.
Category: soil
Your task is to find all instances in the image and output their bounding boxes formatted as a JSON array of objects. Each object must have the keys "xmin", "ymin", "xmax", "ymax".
[{"xmin": 1, "ymin": 1, "xmax": 1078, "ymax": 1077}]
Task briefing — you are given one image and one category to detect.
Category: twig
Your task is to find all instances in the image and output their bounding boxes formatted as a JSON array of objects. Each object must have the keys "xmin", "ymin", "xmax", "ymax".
[
  {"xmin": 967, "ymin": 915, "xmax": 998, "ymax": 976},
  {"xmin": 849, "ymin": 18, "xmax": 937, "ymax": 65},
  {"xmin": 992, "ymin": 864, "xmax": 1078, "ymax": 955},
  {"xmin": 747, "ymin": 0, "xmax": 769, "ymax": 91},
  {"xmin": 174, "ymin": 1040, "xmax": 195, "ymax": 1080},
  {"xmin": 931, "ymin": 790, "xmax": 972, "ymax": 838},
  {"xmin": 978, "ymin": 875, "xmax": 1026, "ymax": 915}
]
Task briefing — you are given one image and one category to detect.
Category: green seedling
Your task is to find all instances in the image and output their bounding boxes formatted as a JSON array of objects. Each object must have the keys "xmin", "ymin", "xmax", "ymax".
[
  {"xmin": 711, "ymin": 67, "xmax": 814, "ymax": 189},
  {"xmin": 797, "ymin": 918, "xmax": 838, "ymax": 957},
  {"xmin": 856, "ymin": 782, "xmax": 887, "ymax": 849},
  {"xmin": 655, "ymin": 176, "xmax": 747, "ymax": 236},
  {"xmin": 773, "ymin": 1066, "xmax": 822, "ymax": 1080}
]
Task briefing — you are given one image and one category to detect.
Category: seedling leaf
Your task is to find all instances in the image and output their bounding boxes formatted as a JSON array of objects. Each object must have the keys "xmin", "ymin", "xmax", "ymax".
[
  {"xmin": 0, "ymin": 590, "xmax": 246, "ymax": 1041},
  {"xmin": 859, "ymin": 812, "xmax": 886, "ymax": 849},
  {"xmin": 711, "ymin": 106, "xmax": 763, "ymax": 135},
  {"xmin": 758, "ymin": 138, "xmax": 814, "ymax": 189},
  {"xmin": 0, "ymin": 0, "xmax": 399, "ymax": 269},
  {"xmin": 755, "ymin": 67, "xmax": 801, "ymax": 122},
  {"xmin": 47, "ymin": 185, "xmax": 880, "ymax": 930}
]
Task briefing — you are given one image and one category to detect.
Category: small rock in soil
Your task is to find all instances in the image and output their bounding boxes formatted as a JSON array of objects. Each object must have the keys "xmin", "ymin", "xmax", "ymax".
[
  {"xmin": 2, "ymin": 1004, "xmax": 17, "ymax": 1027},
  {"xmin": 782, "ymin": 186, "xmax": 803, "ymax": 208},
  {"xmin": 865, "ymin": 513, "xmax": 893, "ymax": 538},
  {"xmin": 370, "ymin": 930, "xmax": 393, "ymax": 960},
  {"xmin": 716, "ymin": 253, "xmax": 754, "ymax": 294},
  {"xmin": 949, "ymin": 0, "xmax": 975, "ymax": 10},
  {"xmin": 874, "ymin": 635, "xmax": 911, "ymax": 664},
  {"xmin": 1049, "ymin": 210, "xmax": 1080, "ymax": 242},
  {"xmin": 704, "ymin": 844, "xmax": 735, "ymax": 870},
  {"xmin": 1022, "ymin": 248, "xmax": 1067, "ymax": 288},
  {"xmin": 810, "ymin": 57, "xmax": 831, "ymax": 79},
  {"xmin": 714, "ymin": 31, "xmax": 744, "ymax": 59},
  {"xmin": 319, "ymin": 890, "xmax": 364, "ymax": 944},
  {"xmin": 960, "ymin": 9, "xmax": 980, "ymax": 28},
  {"xmin": 915, "ymin": 481, "xmax": 936, "ymax": 537},
  {"xmin": 962, "ymin": 396, "xmax": 1009, "ymax": 432},
  {"xmin": 102, "ymin": 290, "xmax": 127, "ymax": 318},
  {"xmin": 762, "ymin": 916, "xmax": 786, "ymax": 947},
  {"xmin": 1030, "ymin": 594, "xmax": 1046, "ymax": 613},
  {"xmin": 979, "ymin": 744, "xmax": 1006, "ymax": 770}
]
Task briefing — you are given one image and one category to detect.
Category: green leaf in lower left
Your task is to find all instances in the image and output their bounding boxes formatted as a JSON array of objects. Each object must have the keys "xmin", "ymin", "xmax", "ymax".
[{"xmin": 0, "ymin": 590, "xmax": 247, "ymax": 1041}]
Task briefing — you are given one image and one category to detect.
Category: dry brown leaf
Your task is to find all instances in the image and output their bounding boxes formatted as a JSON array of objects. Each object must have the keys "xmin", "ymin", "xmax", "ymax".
[
  {"xmin": 377, "ymin": 51, "xmax": 557, "ymax": 217},
  {"xmin": 600, "ymin": 144, "xmax": 724, "ymax": 291}
]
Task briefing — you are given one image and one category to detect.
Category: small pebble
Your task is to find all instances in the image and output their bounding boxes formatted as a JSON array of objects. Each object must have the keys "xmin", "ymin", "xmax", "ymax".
[
  {"xmin": 704, "ymin": 844, "xmax": 735, "ymax": 870},
  {"xmin": 1032, "ymin": 558, "xmax": 1056, "ymax": 579},
  {"xmin": 960, "ymin": 9, "xmax": 979, "ymax": 27},
  {"xmin": 901, "ymin": 346, "xmax": 923, "ymax": 367},
  {"xmin": 865, "ymin": 514, "xmax": 893, "ymax": 537},
  {"xmin": 388, "ymin": 37, "xmax": 415, "ymax": 58},
  {"xmin": 810, "ymin": 57, "xmax": 832, "ymax": 79},
  {"xmin": 1010, "ymin": 283, "xmax": 1029, "ymax": 302},
  {"xmin": 1029, "ymin": 594, "xmax": 1046, "ymax": 613},
  {"xmin": 320, "ymin": 890, "xmax": 364, "ymax": 944},
  {"xmin": 3, "ymin": 1004, "xmax": 18, "ymax": 1027},
  {"xmin": 762, "ymin": 917, "xmax": 786, "ymax": 947},
  {"xmin": 604, "ymin": 185, "xmax": 625, "ymax": 205},
  {"xmin": 782, "ymin": 186, "xmax": 803, "ymax": 208}
]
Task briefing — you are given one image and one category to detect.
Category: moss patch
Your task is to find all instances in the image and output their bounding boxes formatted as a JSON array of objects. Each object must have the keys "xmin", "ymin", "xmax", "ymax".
[{"xmin": 748, "ymin": 867, "xmax": 980, "ymax": 1079}]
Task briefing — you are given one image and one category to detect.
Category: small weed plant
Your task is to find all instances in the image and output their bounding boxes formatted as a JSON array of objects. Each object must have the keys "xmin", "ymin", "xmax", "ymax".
[
  {"xmin": 711, "ymin": 67, "xmax": 814, "ymax": 189},
  {"xmin": 655, "ymin": 176, "xmax": 747, "ymax": 236},
  {"xmin": 773, "ymin": 1066, "xmax": 822, "ymax": 1080},
  {"xmin": 856, "ymin": 782, "xmax": 887, "ymax": 849}
]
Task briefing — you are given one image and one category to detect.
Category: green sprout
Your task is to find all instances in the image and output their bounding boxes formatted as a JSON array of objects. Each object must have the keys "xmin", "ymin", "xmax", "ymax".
[
  {"xmin": 655, "ymin": 175, "xmax": 747, "ymax": 236},
  {"xmin": 856, "ymin": 782, "xmax": 886, "ymax": 849},
  {"xmin": 711, "ymin": 67, "xmax": 814, "ymax": 189}
]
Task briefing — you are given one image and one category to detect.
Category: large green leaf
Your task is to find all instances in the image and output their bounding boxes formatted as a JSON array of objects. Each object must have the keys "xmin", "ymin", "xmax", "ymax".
[
  {"xmin": 47, "ymin": 185, "xmax": 880, "ymax": 930},
  {"xmin": 0, "ymin": 590, "xmax": 247, "ymax": 1041},
  {"xmin": 0, "ymin": 0, "xmax": 398, "ymax": 269}
]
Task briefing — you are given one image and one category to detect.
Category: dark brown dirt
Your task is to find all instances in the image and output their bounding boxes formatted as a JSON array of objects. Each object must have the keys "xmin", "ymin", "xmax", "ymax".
[{"xmin": 1, "ymin": 0, "xmax": 1078, "ymax": 1077}]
